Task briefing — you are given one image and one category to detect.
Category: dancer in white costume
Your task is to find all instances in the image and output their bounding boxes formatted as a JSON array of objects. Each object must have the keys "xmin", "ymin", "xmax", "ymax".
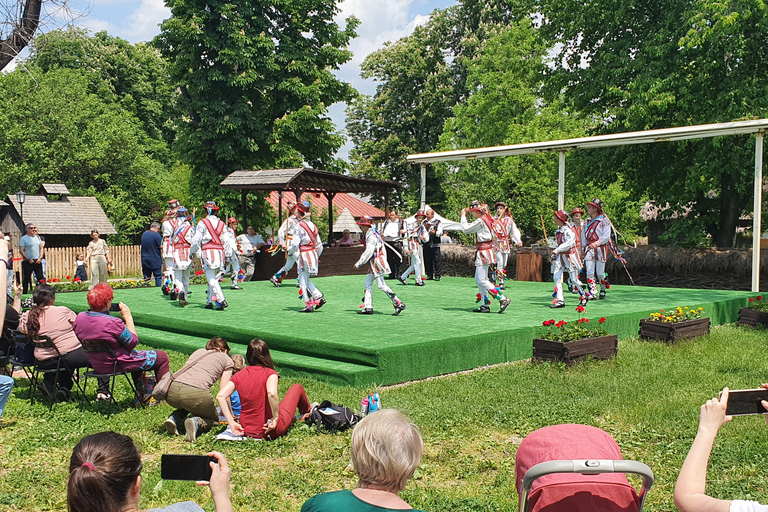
[
  {"xmin": 170, "ymin": 207, "xmax": 194, "ymax": 307},
  {"xmin": 223, "ymin": 217, "xmax": 243, "ymax": 290},
  {"xmin": 460, "ymin": 201, "xmax": 511, "ymax": 314},
  {"xmin": 569, "ymin": 207, "xmax": 586, "ymax": 293},
  {"xmin": 191, "ymin": 201, "xmax": 228, "ymax": 310},
  {"xmin": 583, "ymin": 198, "xmax": 612, "ymax": 300},
  {"xmin": 491, "ymin": 201, "xmax": 522, "ymax": 290},
  {"xmin": 397, "ymin": 210, "xmax": 428, "ymax": 286},
  {"xmin": 354, "ymin": 216, "xmax": 406, "ymax": 316},
  {"xmin": 289, "ymin": 201, "xmax": 326, "ymax": 313},
  {"xmin": 270, "ymin": 201, "xmax": 299, "ymax": 287},
  {"xmin": 160, "ymin": 199, "xmax": 181, "ymax": 295},
  {"xmin": 550, "ymin": 210, "xmax": 586, "ymax": 308}
]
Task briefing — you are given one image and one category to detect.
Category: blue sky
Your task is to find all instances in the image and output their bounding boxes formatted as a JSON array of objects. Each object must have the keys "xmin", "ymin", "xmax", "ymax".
[{"xmin": 69, "ymin": 0, "xmax": 457, "ymax": 159}]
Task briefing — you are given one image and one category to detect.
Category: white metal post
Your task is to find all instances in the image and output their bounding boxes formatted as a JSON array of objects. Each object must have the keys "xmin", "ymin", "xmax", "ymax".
[
  {"xmin": 420, "ymin": 163, "xmax": 427, "ymax": 209},
  {"xmin": 753, "ymin": 132, "xmax": 764, "ymax": 292},
  {"xmin": 558, "ymin": 151, "xmax": 565, "ymax": 211}
]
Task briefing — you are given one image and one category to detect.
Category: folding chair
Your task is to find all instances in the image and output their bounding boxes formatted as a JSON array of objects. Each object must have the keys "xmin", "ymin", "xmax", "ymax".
[
  {"xmin": 7, "ymin": 329, "xmax": 36, "ymax": 395},
  {"xmin": 28, "ymin": 335, "xmax": 87, "ymax": 409},
  {"xmin": 80, "ymin": 338, "xmax": 144, "ymax": 417}
]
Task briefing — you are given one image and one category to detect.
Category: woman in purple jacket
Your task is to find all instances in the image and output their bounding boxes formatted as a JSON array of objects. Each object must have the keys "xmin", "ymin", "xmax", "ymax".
[{"xmin": 73, "ymin": 283, "xmax": 170, "ymax": 402}]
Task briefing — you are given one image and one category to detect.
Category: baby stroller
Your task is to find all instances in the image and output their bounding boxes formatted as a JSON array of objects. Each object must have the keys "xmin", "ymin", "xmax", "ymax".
[{"xmin": 515, "ymin": 424, "xmax": 654, "ymax": 512}]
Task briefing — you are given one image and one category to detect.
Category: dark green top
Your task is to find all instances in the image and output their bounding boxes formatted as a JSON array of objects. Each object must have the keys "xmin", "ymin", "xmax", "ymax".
[{"xmin": 301, "ymin": 490, "xmax": 426, "ymax": 512}]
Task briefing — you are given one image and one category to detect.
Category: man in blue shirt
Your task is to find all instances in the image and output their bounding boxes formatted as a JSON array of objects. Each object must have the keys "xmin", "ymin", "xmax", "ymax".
[
  {"xmin": 18, "ymin": 223, "xmax": 43, "ymax": 294},
  {"xmin": 140, "ymin": 222, "xmax": 163, "ymax": 287}
]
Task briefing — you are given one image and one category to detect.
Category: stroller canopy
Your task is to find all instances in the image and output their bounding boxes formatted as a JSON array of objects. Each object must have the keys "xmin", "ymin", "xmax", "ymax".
[{"xmin": 515, "ymin": 424, "xmax": 642, "ymax": 512}]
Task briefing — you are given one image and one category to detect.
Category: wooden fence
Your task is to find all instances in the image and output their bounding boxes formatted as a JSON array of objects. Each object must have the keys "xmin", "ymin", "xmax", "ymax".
[{"xmin": 21, "ymin": 245, "xmax": 145, "ymax": 281}]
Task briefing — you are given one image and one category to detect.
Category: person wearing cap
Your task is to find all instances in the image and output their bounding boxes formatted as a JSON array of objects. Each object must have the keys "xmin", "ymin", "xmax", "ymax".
[
  {"xmin": 270, "ymin": 201, "xmax": 299, "ymax": 287},
  {"xmin": 160, "ymin": 199, "xmax": 182, "ymax": 295},
  {"xmin": 237, "ymin": 225, "xmax": 266, "ymax": 282},
  {"xmin": 85, "ymin": 228, "xmax": 111, "ymax": 290},
  {"xmin": 398, "ymin": 210, "xmax": 428, "ymax": 287},
  {"xmin": 222, "ymin": 217, "xmax": 243, "ymax": 290},
  {"xmin": 170, "ymin": 207, "xmax": 195, "ymax": 307},
  {"xmin": 460, "ymin": 202, "xmax": 511, "ymax": 314},
  {"xmin": 289, "ymin": 201, "xmax": 326, "ymax": 312},
  {"xmin": 191, "ymin": 201, "xmax": 228, "ymax": 310},
  {"xmin": 550, "ymin": 210, "xmax": 586, "ymax": 308},
  {"xmin": 140, "ymin": 221, "xmax": 163, "ymax": 288},
  {"xmin": 381, "ymin": 210, "xmax": 404, "ymax": 279},
  {"xmin": 583, "ymin": 198, "xmax": 612, "ymax": 300},
  {"xmin": 354, "ymin": 216, "xmax": 406, "ymax": 315},
  {"xmin": 492, "ymin": 202, "xmax": 522, "ymax": 290}
]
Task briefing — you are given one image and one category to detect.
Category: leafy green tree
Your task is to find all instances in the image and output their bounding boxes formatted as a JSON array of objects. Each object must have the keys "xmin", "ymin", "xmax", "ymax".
[
  {"xmin": 539, "ymin": 0, "xmax": 768, "ymax": 247},
  {"xmin": 0, "ymin": 68, "xmax": 173, "ymax": 240},
  {"xmin": 436, "ymin": 22, "xmax": 586, "ymax": 239},
  {"xmin": 154, "ymin": 0, "xmax": 359, "ymax": 226}
]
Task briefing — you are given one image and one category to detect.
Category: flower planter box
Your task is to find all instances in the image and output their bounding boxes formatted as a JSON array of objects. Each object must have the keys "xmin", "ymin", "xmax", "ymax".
[
  {"xmin": 532, "ymin": 335, "xmax": 618, "ymax": 364},
  {"xmin": 638, "ymin": 317, "xmax": 710, "ymax": 342},
  {"xmin": 737, "ymin": 308, "xmax": 768, "ymax": 328}
]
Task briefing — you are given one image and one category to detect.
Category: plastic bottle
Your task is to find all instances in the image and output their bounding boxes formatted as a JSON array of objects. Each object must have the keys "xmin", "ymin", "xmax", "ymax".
[
  {"xmin": 374, "ymin": 390, "xmax": 381, "ymax": 410},
  {"xmin": 361, "ymin": 397, "xmax": 369, "ymax": 416},
  {"xmin": 368, "ymin": 393, "xmax": 378, "ymax": 413}
]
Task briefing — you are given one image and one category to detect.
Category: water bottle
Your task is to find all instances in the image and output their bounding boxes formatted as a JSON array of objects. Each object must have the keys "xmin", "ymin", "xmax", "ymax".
[
  {"xmin": 361, "ymin": 397, "xmax": 369, "ymax": 416},
  {"xmin": 368, "ymin": 394, "xmax": 378, "ymax": 413},
  {"xmin": 374, "ymin": 390, "xmax": 381, "ymax": 410}
]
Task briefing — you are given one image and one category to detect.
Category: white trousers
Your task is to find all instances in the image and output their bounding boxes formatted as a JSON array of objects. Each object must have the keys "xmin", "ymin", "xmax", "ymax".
[
  {"xmin": 476, "ymin": 265, "xmax": 504, "ymax": 301},
  {"xmin": 226, "ymin": 257, "xmax": 241, "ymax": 287},
  {"xmin": 276, "ymin": 254, "xmax": 298, "ymax": 278},
  {"xmin": 173, "ymin": 267, "xmax": 190, "ymax": 295},
  {"xmin": 163, "ymin": 257, "xmax": 174, "ymax": 278},
  {"xmin": 298, "ymin": 270, "xmax": 322, "ymax": 307},
  {"xmin": 364, "ymin": 273, "xmax": 399, "ymax": 309},
  {"xmin": 401, "ymin": 252, "xmax": 423, "ymax": 283},
  {"xmin": 553, "ymin": 261, "xmax": 584, "ymax": 302},
  {"xmin": 585, "ymin": 259, "xmax": 607, "ymax": 296},
  {"xmin": 205, "ymin": 266, "xmax": 225, "ymax": 305}
]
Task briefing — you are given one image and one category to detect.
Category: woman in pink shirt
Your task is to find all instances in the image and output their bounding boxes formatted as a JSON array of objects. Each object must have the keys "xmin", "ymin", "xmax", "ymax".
[{"xmin": 19, "ymin": 283, "xmax": 106, "ymax": 401}]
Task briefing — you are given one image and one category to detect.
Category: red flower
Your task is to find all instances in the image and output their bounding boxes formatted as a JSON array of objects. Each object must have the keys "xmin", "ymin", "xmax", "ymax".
[
  {"xmin": 73, "ymin": 277, "xmax": 81, "ymax": 282},
  {"xmin": 584, "ymin": 318, "xmax": 590, "ymax": 323},
  {"xmin": 750, "ymin": 298, "xmax": 755, "ymax": 302},
  {"xmin": 556, "ymin": 320, "xmax": 567, "ymax": 328},
  {"xmin": 758, "ymin": 296, "xmax": 763, "ymax": 301},
  {"xmin": 66, "ymin": 275, "xmax": 71, "ymax": 280},
  {"xmin": 576, "ymin": 305, "xmax": 585, "ymax": 313},
  {"xmin": 542, "ymin": 320, "xmax": 550, "ymax": 326},
  {"xmin": 549, "ymin": 319, "xmax": 555, "ymax": 324},
  {"xmin": 598, "ymin": 317, "xmax": 606, "ymax": 324},
  {"xmin": 195, "ymin": 270, "xmax": 204, "ymax": 276}
]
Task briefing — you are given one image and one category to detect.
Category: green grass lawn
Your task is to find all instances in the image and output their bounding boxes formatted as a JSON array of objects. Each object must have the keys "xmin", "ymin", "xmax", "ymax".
[{"xmin": 1, "ymin": 324, "xmax": 768, "ymax": 511}]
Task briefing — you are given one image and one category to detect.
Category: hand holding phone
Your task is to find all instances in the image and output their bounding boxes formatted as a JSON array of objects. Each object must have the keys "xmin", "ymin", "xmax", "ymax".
[
  {"xmin": 109, "ymin": 303, "xmax": 121, "ymax": 312},
  {"xmin": 721, "ymin": 388, "xmax": 768, "ymax": 416},
  {"xmin": 161, "ymin": 454, "xmax": 216, "ymax": 481}
]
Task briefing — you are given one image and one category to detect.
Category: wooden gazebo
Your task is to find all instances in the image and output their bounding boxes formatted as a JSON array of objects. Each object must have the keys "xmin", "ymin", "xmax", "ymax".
[{"xmin": 220, "ymin": 168, "xmax": 402, "ymax": 243}]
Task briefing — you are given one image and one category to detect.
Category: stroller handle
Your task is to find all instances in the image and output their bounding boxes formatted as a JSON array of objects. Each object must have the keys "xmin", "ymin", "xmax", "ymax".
[{"xmin": 519, "ymin": 459, "xmax": 655, "ymax": 512}]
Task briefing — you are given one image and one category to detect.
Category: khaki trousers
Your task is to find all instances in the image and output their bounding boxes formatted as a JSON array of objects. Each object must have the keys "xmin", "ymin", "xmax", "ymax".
[
  {"xmin": 166, "ymin": 380, "xmax": 219, "ymax": 433},
  {"xmin": 90, "ymin": 255, "xmax": 108, "ymax": 289}
]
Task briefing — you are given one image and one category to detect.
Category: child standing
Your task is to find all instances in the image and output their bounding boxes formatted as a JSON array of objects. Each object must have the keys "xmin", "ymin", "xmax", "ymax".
[
  {"xmin": 550, "ymin": 210, "xmax": 586, "ymax": 308},
  {"xmin": 74, "ymin": 253, "xmax": 88, "ymax": 282}
]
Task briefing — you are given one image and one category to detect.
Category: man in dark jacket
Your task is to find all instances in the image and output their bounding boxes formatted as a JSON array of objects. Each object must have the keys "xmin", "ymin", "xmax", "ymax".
[{"xmin": 140, "ymin": 222, "xmax": 163, "ymax": 286}]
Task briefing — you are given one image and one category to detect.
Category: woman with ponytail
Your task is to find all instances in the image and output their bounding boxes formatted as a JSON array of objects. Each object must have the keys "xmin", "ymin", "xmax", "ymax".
[
  {"xmin": 19, "ymin": 283, "xmax": 107, "ymax": 401},
  {"xmin": 67, "ymin": 432, "xmax": 233, "ymax": 512}
]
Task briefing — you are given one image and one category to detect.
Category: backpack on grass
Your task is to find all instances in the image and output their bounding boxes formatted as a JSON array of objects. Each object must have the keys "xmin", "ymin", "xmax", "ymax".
[{"xmin": 307, "ymin": 400, "xmax": 361, "ymax": 434}]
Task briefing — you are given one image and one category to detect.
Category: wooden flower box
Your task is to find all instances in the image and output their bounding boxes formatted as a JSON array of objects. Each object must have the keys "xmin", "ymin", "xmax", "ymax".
[
  {"xmin": 532, "ymin": 335, "xmax": 618, "ymax": 364},
  {"xmin": 737, "ymin": 308, "xmax": 768, "ymax": 328},
  {"xmin": 638, "ymin": 317, "xmax": 710, "ymax": 342}
]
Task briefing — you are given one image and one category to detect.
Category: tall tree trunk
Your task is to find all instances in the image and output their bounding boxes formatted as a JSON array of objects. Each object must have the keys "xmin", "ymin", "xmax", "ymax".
[
  {"xmin": 712, "ymin": 172, "xmax": 743, "ymax": 248},
  {"xmin": 0, "ymin": 0, "xmax": 43, "ymax": 70}
]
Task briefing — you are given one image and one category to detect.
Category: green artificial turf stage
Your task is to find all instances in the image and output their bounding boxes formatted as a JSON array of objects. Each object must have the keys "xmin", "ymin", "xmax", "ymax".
[{"xmin": 54, "ymin": 277, "xmax": 754, "ymax": 386}]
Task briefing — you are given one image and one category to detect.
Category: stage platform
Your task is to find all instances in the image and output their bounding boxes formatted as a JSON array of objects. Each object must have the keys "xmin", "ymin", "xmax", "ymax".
[{"xmin": 54, "ymin": 277, "xmax": 753, "ymax": 386}]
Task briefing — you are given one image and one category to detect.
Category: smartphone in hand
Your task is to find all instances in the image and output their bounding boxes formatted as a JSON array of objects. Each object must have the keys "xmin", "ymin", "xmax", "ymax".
[
  {"xmin": 109, "ymin": 303, "xmax": 121, "ymax": 312},
  {"xmin": 722, "ymin": 388, "xmax": 768, "ymax": 416},
  {"xmin": 161, "ymin": 454, "xmax": 216, "ymax": 481}
]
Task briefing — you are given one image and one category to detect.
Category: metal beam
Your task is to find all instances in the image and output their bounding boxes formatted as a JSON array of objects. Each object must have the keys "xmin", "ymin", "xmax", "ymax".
[
  {"xmin": 753, "ymin": 132, "xmax": 764, "ymax": 292},
  {"xmin": 558, "ymin": 151, "xmax": 565, "ymax": 211},
  {"xmin": 420, "ymin": 163, "xmax": 427, "ymax": 209}
]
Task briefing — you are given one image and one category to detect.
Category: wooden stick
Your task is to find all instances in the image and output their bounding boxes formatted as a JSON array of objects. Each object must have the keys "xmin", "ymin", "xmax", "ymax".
[{"xmin": 540, "ymin": 215, "xmax": 552, "ymax": 257}]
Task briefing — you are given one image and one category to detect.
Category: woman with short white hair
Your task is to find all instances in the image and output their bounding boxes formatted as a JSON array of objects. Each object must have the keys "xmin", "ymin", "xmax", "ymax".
[{"xmin": 301, "ymin": 409, "xmax": 425, "ymax": 511}]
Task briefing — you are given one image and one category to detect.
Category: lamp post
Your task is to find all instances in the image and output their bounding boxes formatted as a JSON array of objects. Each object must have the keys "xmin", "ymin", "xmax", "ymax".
[{"xmin": 16, "ymin": 190, "xmax": 26, "ymax": 225}]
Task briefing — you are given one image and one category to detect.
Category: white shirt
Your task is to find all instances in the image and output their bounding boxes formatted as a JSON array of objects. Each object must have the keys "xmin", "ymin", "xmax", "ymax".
[
  {"xmin": 381, "ymin": 219, "xmax": 401, "ymax": 240},
  {"xmin": 731, "ymin": 500, "xmax": 768, "ymax": 512},
  {"xmin": 239, "ymin": 233, "xmax": 264, "ymax": 253}
]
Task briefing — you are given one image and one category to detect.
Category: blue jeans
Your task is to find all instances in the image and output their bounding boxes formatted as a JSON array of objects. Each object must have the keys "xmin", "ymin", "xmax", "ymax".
[{"xmin": 0, "ymin": 375, "xmax": 14, "ymax": 421}]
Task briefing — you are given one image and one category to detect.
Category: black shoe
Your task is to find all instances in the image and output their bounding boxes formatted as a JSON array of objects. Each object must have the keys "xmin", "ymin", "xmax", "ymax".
[
  {"xmin": 499, "ymin": 298, "xmax": 511, "ymax": 314},
  {"xmin": 315, "ymin": 297, "xmax": 327, "ymax": 310},
  {"xmin": 550, "ymin": 301, "xmax": 565, "ymax": 308},
  {"xmin": 179, "ymin": 292, "xmax": 187, "ymax": 307},
  {"xmin": 55, "ymin": 387, "xmax": 73, "ymax": 402},
  {"xmin": 205, "ymin": 303, "xmax": 213, "ymax": 309},
  {"xmin": 216, "ymin": 301, "xmax": 228, "ymax": 310},
  {"xmin": 578, "ymin": 297, "xmax": 588, "ymax": 307},
  {"xmin": 473, "ymin": 305, "xmax": 491, "ymax": 313},
  {"xmin": 299, "ymin": 306, "xmax": 314, "ymax": 313},
  {"xmin": 170, "ymin": 291, "xmax": 177, "ymax": 300},
  {"xmin": 426, "ymin": 276, "xmax": 434, "ymax": 280},
  {"xmin": 435, "ymin": 276, "xmax": 441, "ymax": 282},
  {"xmin": 358, "ymin": 308, "xmax": 373, "ymax": 315},
  {"xmin": 393, "ymin": 303, "xmax": 406, "ymax": 316},
  {"xmin": 414, "ymin": 281, "xmax": 425, "ymax": 286},
  {"xmin": 599, "ymin": 291, "xmax": 606, "ymax": 300},
  {"xmin": 162, "ymin": 285, "xmax": 169, "ymax": 296},
  {"xmin": 397, "ymin": 276, "xmax": 408, "ymax": 285}
]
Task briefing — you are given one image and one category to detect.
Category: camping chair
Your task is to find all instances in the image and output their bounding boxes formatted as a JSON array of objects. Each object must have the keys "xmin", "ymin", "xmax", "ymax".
[
  {"xmin": 28, "ymin": 335, "xmax": 87, "ymax": 410},
  {"xmin": 80, "ymin": 338, "xmax": 144, "ymax": 417},
  {"xmin": 0, "ymin": 326, "xmax": 14, "ymax": 374},
  {"xmin": 7, "ymin": 329, "xmax": 36, "ymax": 395}
]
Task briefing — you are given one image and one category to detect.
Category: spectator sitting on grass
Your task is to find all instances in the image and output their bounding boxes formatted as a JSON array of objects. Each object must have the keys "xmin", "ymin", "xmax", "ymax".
[
  {"xmin": 229, "ymin": 353, "xmax": 245, "ymax": 420},
  {"xmin": 301, "ymin": 409, "xmax": 425, "ymax": 512},
  {"xmin": 674, "ymin": 385, "xmax": 768, "ymax": 512},
  {"xmin": 67, "ymin": 431, "xmax": 233, "ymax": 512}
]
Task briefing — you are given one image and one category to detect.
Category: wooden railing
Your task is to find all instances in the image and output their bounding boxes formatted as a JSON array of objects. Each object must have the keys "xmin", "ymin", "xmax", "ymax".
[{"xmin": 24, "ymin": 245, "xmax": 144, "ymax": 281}]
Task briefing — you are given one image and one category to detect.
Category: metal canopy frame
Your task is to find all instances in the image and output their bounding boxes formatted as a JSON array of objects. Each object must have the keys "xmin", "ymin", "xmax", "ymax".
[
  {"xmin": 407, "ymin": 119, "xmax": 768, "ymax": 291},
  {"xmin": 220, "ymin": 168, "xmax": 402, "ymax": 243}
]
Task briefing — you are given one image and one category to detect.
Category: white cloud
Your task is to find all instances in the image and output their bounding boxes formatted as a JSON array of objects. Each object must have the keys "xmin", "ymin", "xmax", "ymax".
[{"xmin": 123, "ymin": 0, "xmax": 170, "ymax": 42}]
